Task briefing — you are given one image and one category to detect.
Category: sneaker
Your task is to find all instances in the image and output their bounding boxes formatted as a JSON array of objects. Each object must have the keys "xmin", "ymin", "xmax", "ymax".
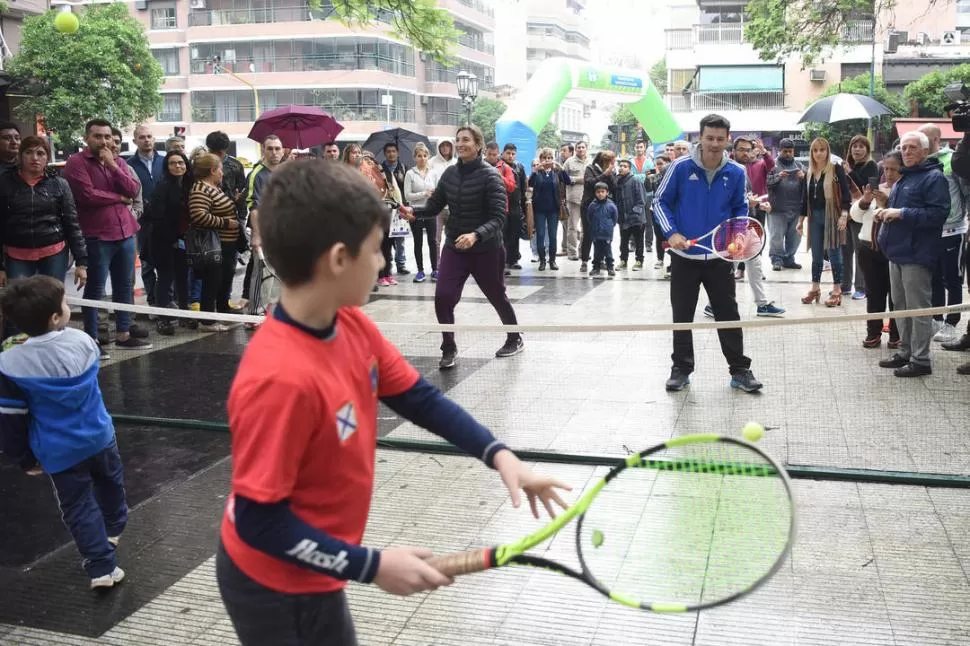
[
  {"xmin": 932, "ymin": 319, "xmax": 944, "ymax": 336},
  {"xmin": 616, "ymin": 261, "xmax": 628, "ymax": 270},
  {"xmin": 734, "ymin": 269, "xmax": 745, "ymax": 280},
  {"xmin": 439, "ymin": 350, "xmax": 457, "ymax": 370},
  {"xmin": 107, "ymin": 535, "xmax": 121, "ymax": 547},
  {"xmin": 730, "ymin": 369, "xmax": 763, "ymax": 393},
  {"xmin": 852, "ymin": 291, "xmax": 866, "ymax": 300},
  {"xmin": 495, "ymin": 336, "xmax": 524, "ymax": 358},
  {"xmin": 568, "ymin": 256, "xmax": 579, "ymax": 261},
  {"xmin": 783, "ymin": 262, "xmax": 802, "ymax": 270},
  {"xmin": 414, "ymin": 271, "xmax": 426, "ymax": 283},
  {"xmin": 589, "ymin": 268, "xmax": 601, "ymax": 277},
  {"xmin": 654, "ymin": 261, "xmax": 664, "ymax": 269},
  {"xmin": 703, "ymin": 304, "xmax": 714, "ymax": 318},
  {"xmin": 97, "ymin": 342, "xmax": 110, "ymax": 360},
  {"xmin": 823, "ymin": 260, "xmax": 831, "ymax": 272},
  {"xmin": 663, "ymin": 267, "xmax": 671, "ymax": 280},
  {"xmin": 607, "ymin": 267, "xmax": 616, "ymax": 277},
  {"xmin": 387, "ymin": 276, "xmax": 399, "ymax": 286},
  {"xmin": 772, "ymin": 262, "xmax": 782, "ymax": 271},
  {"xmin": 879, "ymin": 354, "xmax": 909, "ymax": 369},
  {"xmin": 115, "ymin": 336, "xmax": 152, "ymax": 349},
  {"xmin": 933, "ymin": 323, "xmax": 959, "ymax": 344},
  {"xmin": 396, "ymin": 266, "xmax": 410, "ymax": 276},
  {"xmin": 633, "ymin": 261, "xmax": 643, "ymax": 271},
  {"xmin": 941, "ymin": 334, "xmax": 970, "ymax": 351},
  {"xmin": 756, "ymin": 302, "xmax": 786, "ymax": 318},
  {"xmin": 179, "ymin": 317, "xmax": 200, "ymax": 331},
  {"xmin": 957, "ymin": 362, "xmax": 970, "ymax": 375},
  {"xmin": 90, "ymin": 566, "xmax": 125, "ymax": 590},
  {"xmin": 128, "ymin": 324, "xmax": 149, "ymax": 339},
  {"xmin": 645, "ymin": 246, "xmax": 653, "ymax": 253},
  {"xmin": 580, "ymin": 262, "xmax": 588, "ymax": 273},
  {"xmin": 510, "ymin": 263, "xmax": 522, "ymax": 270},
  {"xmin": 189, "ymin": 302, "xmax": 201, "ymax": 311},
  {"xmin": 377, "ymin": 277, "xmax": 391, "ymax": 287},
  {"xmin": 665, "ymin": 368, "xmax": 690, "ymax": 392},
  {"xmin": 504, "ymin": 269, "xmax": 512, "ymax": 276},
  {"xmin": 894, "ymin": 362, "xmax": 932, "ymax": 378},
  {"xmin": 156, "ymin": 321, "xmax": 175, "ymax": 336},
  {"xmin": 531, "ymin": 256, "xmax": 539, "ymax": 263},
  {"xmin": 430, "ymin": 271, "xmax": 439, "ymax": 282},
  {"xmin": 199, "ymin": 323, "xmax": 230, "ymax": 333}
]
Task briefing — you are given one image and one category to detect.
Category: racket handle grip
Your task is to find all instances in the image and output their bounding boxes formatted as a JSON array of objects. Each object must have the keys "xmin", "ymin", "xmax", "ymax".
[{"xmin": 427, "ymin": 548, "xmax": 493, "ymax": 577}]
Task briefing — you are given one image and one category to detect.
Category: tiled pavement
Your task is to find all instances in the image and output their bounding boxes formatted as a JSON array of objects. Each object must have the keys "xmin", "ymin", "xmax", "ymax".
[{"xmin": 2, "ymin": 242, "xmax": 969, "ymax": 645}]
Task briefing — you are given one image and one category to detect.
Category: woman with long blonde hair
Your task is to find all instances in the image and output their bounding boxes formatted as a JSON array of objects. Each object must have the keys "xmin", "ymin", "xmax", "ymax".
[
  {"xmin": 340, "ymin": 143, "xmax": 362, "ymax": 167},
  {"xmin": 797, "ymin": 137, "xmax": 853, "ymax": 307}
]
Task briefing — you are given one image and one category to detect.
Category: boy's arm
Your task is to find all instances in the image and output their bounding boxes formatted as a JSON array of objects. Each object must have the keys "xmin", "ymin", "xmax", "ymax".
[
  {"xmin": 654, "ymin": 166, "xmax": 680, "ymax": 237},
  {"xmin": 0, "ymin": 374, "xmax": 36, "ymax": 471}
]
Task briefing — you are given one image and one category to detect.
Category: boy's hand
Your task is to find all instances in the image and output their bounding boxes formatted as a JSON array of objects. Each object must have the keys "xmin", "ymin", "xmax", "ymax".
[
  {"xmin": 493, "ymin": 449, "xmax": 571, "ymax": 519},
  {"xmin": 374, "ymin": 547, "xmax": 453, "ymax": 595}
]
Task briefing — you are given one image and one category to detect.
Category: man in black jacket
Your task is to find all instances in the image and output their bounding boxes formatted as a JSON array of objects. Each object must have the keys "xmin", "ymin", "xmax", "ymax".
[
  {"xmin": 765, "ymin": 138, "xmax": 806, "ymax": 271},
  {"xmin": 502, "ymin": 143, "xmax": 528, "ymax": 270},
  {"xmin": 423, "ymin": 125, "xmax": 522, "ymax": 369}
]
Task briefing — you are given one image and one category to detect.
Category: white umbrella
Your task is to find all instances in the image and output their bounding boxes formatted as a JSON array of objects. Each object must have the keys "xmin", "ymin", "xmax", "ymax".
[{"xmin": 797, "ymin": 93, "xmax": 893, "ymax": 124}]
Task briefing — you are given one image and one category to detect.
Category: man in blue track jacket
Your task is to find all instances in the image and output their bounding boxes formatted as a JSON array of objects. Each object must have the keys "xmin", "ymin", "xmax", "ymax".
[{"xmin": 654, "ymin": 114, "xmax": 762, "ymax": 393}]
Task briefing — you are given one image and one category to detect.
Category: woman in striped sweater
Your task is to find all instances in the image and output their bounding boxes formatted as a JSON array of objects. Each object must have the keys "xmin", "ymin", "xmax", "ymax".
[{"xmin": 189, "ymin": 154, "xmax": 240, "ymax": 331}]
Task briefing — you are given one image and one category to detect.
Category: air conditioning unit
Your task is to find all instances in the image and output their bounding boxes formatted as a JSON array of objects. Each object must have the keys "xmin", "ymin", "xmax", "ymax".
[
  {"xmin": 915, "ymin": 32, "xmax": 930, "ymax": 45},
  {"xmin": 189, "ymin": 0, "xmax": 206, "ymax": 8},
  {"xmin": 942, "ymin": 30, "xmax": 960, "ymax": 45},
  {"xmin": 809, "ymin": 69, "xmax": 826, "ymax": 82},
  {"xmin": 419, "ymin": 95, "xmax": 429, "ymax": 105},
  {"xmin": 134, "ymin": 0, "xmax": 147, "ymax": 10}
]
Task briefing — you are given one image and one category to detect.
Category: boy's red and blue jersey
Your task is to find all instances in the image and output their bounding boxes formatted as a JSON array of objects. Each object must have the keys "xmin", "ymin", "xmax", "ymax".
[{"xmin": 221, "ymin": 307, "xmax": 419, "ymax": 594}]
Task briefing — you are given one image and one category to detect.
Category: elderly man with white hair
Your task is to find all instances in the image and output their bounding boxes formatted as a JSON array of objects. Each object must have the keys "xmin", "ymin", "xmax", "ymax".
[{"xmin": 875, "ymin": 130, "xmax": 951, "ymax": 377}]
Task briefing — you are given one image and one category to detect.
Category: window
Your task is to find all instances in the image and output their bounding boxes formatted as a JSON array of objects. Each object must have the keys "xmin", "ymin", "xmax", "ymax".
[
  {"xmin": 153, "ymin": 49, "xmax": 180, "ymax": 76},
  {"xmin": 669, "ymin": 69, "xmax": 694, "ymax": 93},
  {"xmin": 151, "ymin": 6, "xmax": 178, "ymax": 29},
  {"xmin": 189, "ymin": 38, "xmax": 415, "ymax": 76},
  {"xmin": 192, "ymin": 89, "xmax": 416, "ymax": 123},
  {"xmin": 425, "ymin": 97, "xmax": 461, "ymax": 126},
  {"xmin": 158, "ymin": 95, "xmax": 183, "ymax": 122},
  {"xmin": 425, "ymin": 60, "xmax": 494, "ymax": 90}
]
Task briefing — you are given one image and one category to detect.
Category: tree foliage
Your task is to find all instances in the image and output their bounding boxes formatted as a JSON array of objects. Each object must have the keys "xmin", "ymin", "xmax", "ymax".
[
  {"xmin": 903, "ymin": 63, "xmax": 970, "ymax": 117},
  {"xmin": 537, "ymin": 122, "xmax": 562, "ymax": 150},
  {"xmin": 744, "ymin": 0, "xmax": 947, "ymax": 67},
  {"xmin": 650, "ymin": 57, "xmax": 668, "ymax": 95},
  {"xmin": 8, "ymin": 4, "xmax": 163, "ymax": 144},
  {"xmin": 471, "ymin": 97, "xmax": 507, "ymax": 144},
  {"xmin": 320, "ymin": 0, "xmax": 460, "ymax": 64},
  {"xmin": 802, "ymin": 72, "xmax": 907, "ymax": 154}
]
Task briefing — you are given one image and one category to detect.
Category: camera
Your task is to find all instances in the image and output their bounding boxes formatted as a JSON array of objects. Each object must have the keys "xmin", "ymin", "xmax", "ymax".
[{"xmin": 944, "ymin": 82, "xmax": 970, "ymax": 132}]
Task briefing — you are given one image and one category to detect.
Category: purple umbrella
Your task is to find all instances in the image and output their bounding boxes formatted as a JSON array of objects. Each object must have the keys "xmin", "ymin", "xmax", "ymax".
[{"xmin": 247, "ymin": 105, "xmax": 343, "ymax": 149}]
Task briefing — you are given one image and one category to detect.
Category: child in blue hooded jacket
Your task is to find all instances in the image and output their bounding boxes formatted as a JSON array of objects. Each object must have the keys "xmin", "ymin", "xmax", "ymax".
[
  {"xmin": 0, "ymin": 275, "xmax": 128, "ymax": 590},
  {"xmin": 587, "ymin": 182, "xmax": 618, "ymax": 277}
]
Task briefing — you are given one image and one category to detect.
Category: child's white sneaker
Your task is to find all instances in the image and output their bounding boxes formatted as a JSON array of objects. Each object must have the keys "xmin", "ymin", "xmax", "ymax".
[
  {"xmin": 107, "ymin": 535, "xmax": 121, "ymax": 547},
  {"xmin": 90, "ymin": 566, "xmax": 125, "ymax": 590}
]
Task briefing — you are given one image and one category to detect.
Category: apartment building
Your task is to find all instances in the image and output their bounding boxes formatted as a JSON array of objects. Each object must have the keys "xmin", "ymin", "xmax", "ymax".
[
  {"xmin": 0, "ymin": 0, "xmax": 49, "ymax": 125},
  {"xmin": 134, "ymin": 0, "xmax": 496, "ymax": 154},
  {"xmin": 663, "ymin": 0, "xmax": 970, "ymax": 144}
]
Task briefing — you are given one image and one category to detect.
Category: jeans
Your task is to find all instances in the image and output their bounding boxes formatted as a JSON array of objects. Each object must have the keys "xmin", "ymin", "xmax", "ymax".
[
  {"xmin": 619, "ymin": 225, "xmax": 644, "ymax": 263},
  {"xmin": 534, "ymin": 211, "xmax": 559, "ymax": 261},
  {"xmin": 49, "ymin": 440, "xmax": 128, "ymax": 578},
  {"xmin": 842, "ymin": 220, "xmax": 866, "ymax": 292},
  {"xmin": 579, "ymin": 205, "xmax": 593, "ymax": 262},
  {"xmin": 435, "ymin": 242, "xmax": 518, "ymax": 352},
  {"xmin": 809, "ymin": 208, "xmax": 843, "ymax": 285},
  {"xmin": 857, "ymin": 242, "xmax": 899, "ymax": 341},
  {"xmin": 5, "ymin": 247, "xmax": 71, "ymax": 282},
  {"xmin": 188, "ymin": 268, "xmax": 202, "ymax": 303},
  {"xmin": 931, "ymin": 234, "xmax": 965, "ymax": 326},
  {"xmin": 410, "ymin": 217, "xmax": 438, "ymax": 273},
  {"xmin": 217, "ymin": 544, "xmax": 357, "ymax": 646},
  {"xmin": 392, "ymin": 236, "xmax": 407, "ymax": 268},
  {"xmin": 592, "ymin": 239, "xmax": 614, "ymax": 268},
  {"xmin": 889, "ymin": 262, "xmax": 934, "ymax": 366},
  {"xmin": 83, "ymin": 237, "xmax": 137, "ymax": 339},
  {"xmin": 768, "ymin": 212, "xmax": 801, "ymax": 266}
]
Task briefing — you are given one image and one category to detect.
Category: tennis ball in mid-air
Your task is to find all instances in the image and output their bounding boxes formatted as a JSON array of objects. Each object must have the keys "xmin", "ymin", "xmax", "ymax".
[
  {"xmin": 728, "ymin": 243, "xmax": 737, "ymax": 252},
  {"xmin": 591, "ymin": 529, "xmax": 605, "ymax": 548},
  {"xmin": 54, "ymin": 11, "xmax": 80, "ymax": 34},
  {"xmin": 742, "ymin": 422, "xmax": 765, "ymax": 442}
]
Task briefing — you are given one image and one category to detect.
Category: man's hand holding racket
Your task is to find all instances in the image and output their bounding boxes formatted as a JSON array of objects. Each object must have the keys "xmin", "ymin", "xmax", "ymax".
[
  {"xmin": 493, "ymin": 449, "xmax": 572, "ymax": 519},
  {"xmin": 667, "ymin": 233, "xmax": 690, "ymax": 251}
]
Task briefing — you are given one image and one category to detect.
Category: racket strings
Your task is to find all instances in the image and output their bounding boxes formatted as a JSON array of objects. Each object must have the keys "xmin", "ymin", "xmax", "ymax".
[{"xmin": 578, "ymin": 441, "xmax": 792, "ymax": 609}]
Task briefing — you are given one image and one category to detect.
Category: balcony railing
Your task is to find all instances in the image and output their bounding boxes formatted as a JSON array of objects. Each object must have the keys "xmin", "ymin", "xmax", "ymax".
[
  {"xmin": 666, "ymin": 20, "xmax": 874, "ymax": 49},
  {"xmin": 668, "ymin": 91, "xmax": 786, "ymax": 112},
  {"xmin": 188, "ymin": 1, "xmax": 392, "ymax": 27},
  {"xmin": 426, "ymin": 110, "xmax": 461, "ymax": 126},
  {"xmin": 190, "ymin": 54, "xmax": 415, "ymax": 77},
  {"xmin": 455, "ymin": 0, "xmax": 494, "ymax": 18},
  {"xmin": 156, "ymin": 111, "xmax": 184, "ymax": 122},
  {"xmin": 192, "ymin": 104, "xmax": 416, "ymax": 123},
  {"xmin": 458, "ymin": 33, "xmax": 494, "ymax": 54}
]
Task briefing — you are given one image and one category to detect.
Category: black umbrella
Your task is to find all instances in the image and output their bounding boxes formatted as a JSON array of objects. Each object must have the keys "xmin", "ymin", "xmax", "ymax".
[
  {"xmin": 797, "ymin": 93, "xmax": 893, "ymax": 124},
  {"xmin": 362, "ymin": 128, "xmax": 432, "ymax": 167}
]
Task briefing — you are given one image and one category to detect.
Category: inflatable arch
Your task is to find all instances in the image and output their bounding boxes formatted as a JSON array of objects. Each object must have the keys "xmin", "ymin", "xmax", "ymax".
[{"xmin": 496, "ymin": 57, "xmax": 683, "ymax": 166}]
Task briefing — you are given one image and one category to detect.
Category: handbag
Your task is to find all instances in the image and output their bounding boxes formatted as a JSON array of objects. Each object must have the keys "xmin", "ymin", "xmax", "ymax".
[{"xmin": 184, "ymin": 226, "xmax": 222, "ymax": 268}]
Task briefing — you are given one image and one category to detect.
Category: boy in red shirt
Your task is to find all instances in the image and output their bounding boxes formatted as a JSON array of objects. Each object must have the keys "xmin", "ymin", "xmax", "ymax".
[{"xmin": 217, "ymin": 161, "xmax": 571, "ymax": 645}]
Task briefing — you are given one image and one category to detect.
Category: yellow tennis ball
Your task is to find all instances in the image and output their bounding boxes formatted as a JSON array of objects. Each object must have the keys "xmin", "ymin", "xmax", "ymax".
[
  {"xmin": 742, "ymin": 422, "xmax": 765, "ymax": 442},
  {"xmin": 728, "ymin": 242, "xmax": 737, "ymax": 252},
  {"xmin": 54, "ymin": 11, "xmax": 79, "ymax": 34}
]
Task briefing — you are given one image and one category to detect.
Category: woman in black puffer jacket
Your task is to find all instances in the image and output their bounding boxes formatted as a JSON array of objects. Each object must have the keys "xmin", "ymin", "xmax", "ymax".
[
  {"xmin": 579, "ymin": 150, "xmax": 617, "ymax": 271},
  {"xmin": 0, "ymin": 135, "xmax": 86, "ymax": 287},
  {"xmin": 423, "ymin": 125, "xmax": 521, "ymax": 369}
]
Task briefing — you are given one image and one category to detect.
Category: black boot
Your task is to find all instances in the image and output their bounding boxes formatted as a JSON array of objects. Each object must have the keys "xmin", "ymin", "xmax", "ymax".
[
  {"xmin": 549, "ymin": 259, "xmax": 559, "ymax": 270},
  {"xmin": 538, "ymin": 259, "xmax": 546, "ymax": 271}
]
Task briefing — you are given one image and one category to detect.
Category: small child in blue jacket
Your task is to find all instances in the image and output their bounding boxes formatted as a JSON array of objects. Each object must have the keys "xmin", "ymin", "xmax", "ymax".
[
  {"xmin": 0, "ymin": 276, "xmax": 128, "ymax": 590},
  {"xmin": 587, "ymin": 182, "xmax": 618, "ymax": 277}
]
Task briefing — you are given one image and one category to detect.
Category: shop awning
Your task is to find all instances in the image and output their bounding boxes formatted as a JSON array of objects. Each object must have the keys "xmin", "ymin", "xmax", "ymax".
[
  {"xmin": 696, "ymin": 66, "xmax": 784, "ymax": 93},
  {"xmin": 893, "ymin": 118, "xmax": 960, "ymax": 141}
]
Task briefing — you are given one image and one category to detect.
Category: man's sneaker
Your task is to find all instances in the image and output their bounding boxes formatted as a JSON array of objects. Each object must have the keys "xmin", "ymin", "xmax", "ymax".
[
  {"xmin": 654, "ymin": 261, "xmax": 664, "ymax": 269},
  {"xmin": 107, "ymin": 535, "xmax": 121, "ymax": 547},
  {"xmin": 589, "ymin": 268, "xmax": 601, "ymax": 277},
  {"xmin": 616, "ymin": 261, "xmax": 628, "ymax": 270},
  {"xmin": 645, "ymin": 246, "xmax": 653, "ymax": 253},
  {"xmin": 783, "ymin": 262, "xmax": 802, "ymax": 270},
  {"xmin": 633, "ymin": 261, "xmax": 643, "ymax": 271},
  {"xmin": 97, "ymin": 342, "xmax": 110, "ymax": 360},
  {"xmin": 957, "ymin": 362, "xmax": 970, "ymax": 375},
  {"xmin": 90, "ymin": 567, "xmax": 125, "ymax": 590},
  {"xmin": 879, "ymin": 354, "xmax": 909, "ymax": 369},
  {"xmin": 115, "ymin": 336, "xmax": 152, "ymax": 350},
  {"xmin": 199, "ymin": 323, "xmax": 230, "ymax": 333},
  {"xmin": 439, "ymin": 350, "xmax": 457, "ymax": 370},
  {"xmin": 504, "ymin": 269, "xmax": 512, "ymax": 276},
  {"xmin": 510, "ymin": 263, "xmax": 522, "ymax": 269},
  {"xmin": 703, "ymin": 304, "xmax": 714, "ymax": 318},
  {"xmin": 580, "ymin": 262, "xmax": 588, "ymax": 272},
  {"xmin": 756, "ymin": 303, "xmax": 786, "ymax": 317},
  {"xmin": 396, "ymin": 266, "xmax": 410, "ymax": 276},
  {"xmin": 128, "ymin": 324, "xmax": 149, "ymax": 339},
  {"xmin": 495, "ymin": 336, "xmax": 524, "ymax": 358},
  {"xmin": 942, "ymin": 334, "xmax": 970, "ymax": 351},
  {"xmin": 430, "ymin": 271, "xmax": 439, "ymax": 282},
  {"xmin": 665, "ymin": 368, "xmax": 690, "ymax": 392},
  {"xmin": 933, "ymin": 323, "xmax": 959, "ymax": 344},
  {"xmin": 179, "ymin": 317, "xmax": 200, "ymax": 331},
  {"xmin": 156, "ymin": 320, "xmax": 175, "ymax": 336},
  {"xmin": 189, "ymin": 302, "xmax": 201, "ymax": 311},
  {"xmin": 730, "ymin": 370, "xmax": 763, "ymax": 393},
  {"xmin": 567, "ymin": 256, "xmax": 579, "ymax": 261},
  {"xmin": 414, "ymin": 271, "xmax": 426, "ymax": 283},
  {"xmin": 852, "ymin": 291, "xmax": 866, "ymax": 300},
  {"xmin": 932, "ymin": 319, "xmax": 944, "ymax": 336},
  {"xmin": 607, "ymin": 267, "xmax": 616, "ymax": 277},
  {"xmin": 772, "ymin": 262, "xmax": 782, "ymax": 271},
  {"xmin": 894, "ymin": 362, "xmax": 932, "ymax": 378},
  {"xmin": 734, "ymin": 269, "xmax": 745, "ymax": 280}
]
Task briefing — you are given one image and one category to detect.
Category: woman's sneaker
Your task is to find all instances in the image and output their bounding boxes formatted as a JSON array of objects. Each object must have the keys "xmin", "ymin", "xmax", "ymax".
[
  {"xmin": 414, "ymin": 271, "xmax": 426, "ymax": 283},
  {"xmin": 90, "ymin": 567, "xmax": 125, "ymax": 590},
  {"xmin": 199, "ymin": 323, "xmax": 230, "ymax": 333},
  {"xmin": 633, "ymin": 261, "xmax": 643, "ymax": 271},
  {"xmin": 430, "ymin": 271, "xmax": 439, "ymax": 282}
]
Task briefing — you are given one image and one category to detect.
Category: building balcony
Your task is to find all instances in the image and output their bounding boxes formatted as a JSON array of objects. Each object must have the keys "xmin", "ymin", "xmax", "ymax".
[
  {"xmin": 189, "ymin": 54, "xmax": 416, "ymax": 78},
  {"xmin": 439, "ymin": 0, "xmax": 494, "ymax": 30},
  {"xmin": 667, "ymin": 90, "xmax": 786, "ymax": 113},
  {"xmin": 186, "ymin": 0, "xmax": 392, "ymax": 29},
  {"xmin": 666, "ymin": 20, "xmax": 873, "ymax": 49},
  {"xmin": 190, "ymin": 103, "xmax": 416, "ymax": 124}
]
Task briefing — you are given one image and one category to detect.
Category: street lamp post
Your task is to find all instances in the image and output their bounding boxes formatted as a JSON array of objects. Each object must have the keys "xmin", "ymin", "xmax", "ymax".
[{"xmin": 456, "ymin": 70, "xmax": 479, "ymax": 126}]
